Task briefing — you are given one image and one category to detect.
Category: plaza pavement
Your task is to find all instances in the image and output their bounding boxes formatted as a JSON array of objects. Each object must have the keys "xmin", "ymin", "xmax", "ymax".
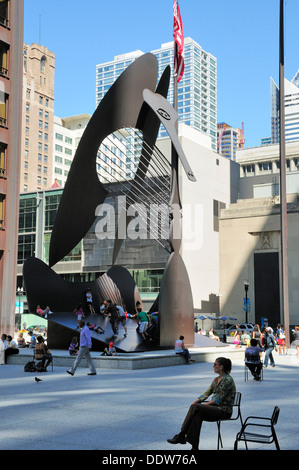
[{"xmin": 0, "ymin": 345, "xmax": 298, "ymax": 453}]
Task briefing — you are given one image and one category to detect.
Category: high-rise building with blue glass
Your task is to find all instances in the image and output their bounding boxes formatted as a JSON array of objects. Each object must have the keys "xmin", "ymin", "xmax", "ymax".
[
  {"xmin": 270, "ymin": 73, "xmax": 299, "ymax": 144},
  {"xmin": 96, "ymin": 37, "xmax": 217, "ymax": 151}
]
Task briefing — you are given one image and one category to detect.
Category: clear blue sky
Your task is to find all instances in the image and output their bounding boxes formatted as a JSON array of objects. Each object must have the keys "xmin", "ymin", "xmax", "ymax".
[{"xmin": 24, "ymin": 0, "xmax": 299, "ymax": 148}]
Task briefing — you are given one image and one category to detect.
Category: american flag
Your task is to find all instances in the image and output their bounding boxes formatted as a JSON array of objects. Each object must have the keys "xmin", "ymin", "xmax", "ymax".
[{"xmin": 173, "ymin": 0, "xmax": 184, "ymax": 82}]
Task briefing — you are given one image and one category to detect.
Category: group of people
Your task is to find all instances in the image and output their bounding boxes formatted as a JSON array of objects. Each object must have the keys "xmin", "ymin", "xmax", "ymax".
[
  {"xmin": 1, "ymin": 331, "xmax": 52, "ymax": 371},
  {"xmin": 0, "ymin": 334, "xmax": 19, "ymax": 364},
  {"xmin": 240, "ymin": 323, "xmax": 299, "ymax": 380}
]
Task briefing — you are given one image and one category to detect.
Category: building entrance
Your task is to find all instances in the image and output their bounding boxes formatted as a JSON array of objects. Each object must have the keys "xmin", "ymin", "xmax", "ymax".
[{"xmin": 254, "ymin": 252, "xmax": 280, "ymax": 328}]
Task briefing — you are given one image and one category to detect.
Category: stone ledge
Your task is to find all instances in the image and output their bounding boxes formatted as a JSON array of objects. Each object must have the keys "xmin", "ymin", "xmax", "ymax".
[{"xmin": 6, "ymin": 347, "xmax": 245, "ymax": 370}]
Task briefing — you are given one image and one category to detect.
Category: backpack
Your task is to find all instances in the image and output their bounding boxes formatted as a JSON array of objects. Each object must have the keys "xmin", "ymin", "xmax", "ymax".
[{"xmin": 24, "ymin": 361, "xmax": 36, "ymax": 372}]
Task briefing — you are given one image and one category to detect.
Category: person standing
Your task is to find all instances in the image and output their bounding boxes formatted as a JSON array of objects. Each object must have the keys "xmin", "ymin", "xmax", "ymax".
[
  {"xmin": 106, "ymin": 300, "xmax": 120, "ymax": 338},
  {"xmin": 116, "ymin": 305, "xmax": 128, "ymax": 337},
  {"xmin": 262, "ymin": 328, "xmax": 277, "ymax": 367},
  {"xmin": 131, "ymin": 308, "xmax": 149, "ymax": 340},
  {"xmin": 291, "ymin": 326, "xmax": 299, "ymax": 355},
  {"xmin": 276, "ymin": 324, "xmax": 286, "ymax": 355},
  {"xmin": 66, "ymin": 321, "xmax": 97, "ymax": 376}
]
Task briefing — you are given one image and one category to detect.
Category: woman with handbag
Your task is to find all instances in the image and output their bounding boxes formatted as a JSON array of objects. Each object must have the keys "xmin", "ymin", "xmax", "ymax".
[{"xmin": 276, "ymin": 324, "xmax": 286, "ymax": 355}]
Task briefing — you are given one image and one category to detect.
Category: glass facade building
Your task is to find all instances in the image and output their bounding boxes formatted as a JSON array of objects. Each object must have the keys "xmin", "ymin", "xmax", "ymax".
[
  {"xmin": 271, "ymin": 74, "xmax": 299, "ymax": 144},
  {"xmin": 96, "ymin": 38, "xmax": 217, "ymax": 152}
]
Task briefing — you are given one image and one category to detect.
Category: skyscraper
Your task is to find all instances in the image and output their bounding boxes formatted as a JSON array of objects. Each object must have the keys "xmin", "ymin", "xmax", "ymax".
[
  {"xmin": 96, "ymin": 37, "xmax": 217, "ymax": 152},
  {"xmin": 21, "ymin": 43, "xmax": 55, "ymax": 192},
  {"xmin": 0, "ymin": 0, "xmax": 24, "ymax": 333},
  {"xmin": 271, "ymin": 74, "xmax": 299, "ymax": 144}
]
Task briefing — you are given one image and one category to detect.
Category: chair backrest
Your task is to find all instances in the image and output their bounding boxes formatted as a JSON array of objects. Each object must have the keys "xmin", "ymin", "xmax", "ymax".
[
  {"xmin": 234, "ymin": 391, "xmax": 241, "ymax": 406},
  {"xmin": 271, "ymin": 406, "xmax": 280, "ymax": 425},
  {"xmin": 230, "ymin": 392, "xmax": 242, "ymax": 420}
]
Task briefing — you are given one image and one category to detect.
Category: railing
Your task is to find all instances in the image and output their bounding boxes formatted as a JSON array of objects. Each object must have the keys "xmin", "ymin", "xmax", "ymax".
[
  {"xmin": 0, "ymin": 66, "xmax": 8, "ymax": 78},
  {"xmin": 0, "ymin": 16, "xmax": 9, "ymax": 29},
  {"xmin": 0, "ymin": 116, "xmax": 7, "ymax": 128}
]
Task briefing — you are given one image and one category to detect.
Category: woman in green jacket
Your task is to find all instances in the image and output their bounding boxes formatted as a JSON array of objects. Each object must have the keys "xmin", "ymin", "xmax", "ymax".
[{"xmin": 167, "ymin": 357, "xmax": 236, "ymax": 451}]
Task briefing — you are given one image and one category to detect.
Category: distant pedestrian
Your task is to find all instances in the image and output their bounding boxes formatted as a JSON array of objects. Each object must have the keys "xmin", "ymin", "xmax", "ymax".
[
  {"xmin": 262, "ymin": 328, "xmax": 277, "ymax": 367},
  {"xmin": 66, "ymin": 321, "xmax": 97, "ymax": 376},
  {"xmin": 85, "ymin": 289, "xmax": 96, "ymax": 314},
  {"xmin": 106, "ymin": 300, "xmax": 120, "ymax": 338},
  {"xmin": 116, "ymin": 305, "xmax": 128, "ymax": 337},
  {"xmin": 291, "ymin": 326, "xmax": 299, "ymax": 356},
  {"xmin": 276, "ymin": 324, "xmax": 286, "ymax": 355},
  {"xmin": 252, "ymin": 324, "xmax": 262, "ymax": 347},
  {"xmin": 174, "ymin": 335, "xmax": 193, "ymax": 364},
  {"xmin": 74, "ymin": 303, "xmax": 85, "ymax": 325}
]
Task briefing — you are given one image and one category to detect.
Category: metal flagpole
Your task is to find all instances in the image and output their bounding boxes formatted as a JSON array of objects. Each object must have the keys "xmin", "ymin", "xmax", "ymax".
[{"xmin": 279, "ymin": 0, "xmax": 290, "ymax": 348}]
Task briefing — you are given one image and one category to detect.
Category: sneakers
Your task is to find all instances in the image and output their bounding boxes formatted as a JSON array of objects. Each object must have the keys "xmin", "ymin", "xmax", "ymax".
[
  {"xmin": 66, "ymin": 370, "xmax": 74, "ymax": 376},
  {"xmin": 167, "ymin": 434, "xmax": 186, "ymax": 445},
  {"xmin": 87, "ymin": 372, "xmax": 97, "ymax": 375}
]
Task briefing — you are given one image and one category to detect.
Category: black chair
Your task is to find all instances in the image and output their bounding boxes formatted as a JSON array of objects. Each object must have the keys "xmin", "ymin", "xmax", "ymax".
[
  {"xmin": 234, "ymin": 406, "xmax": 280, "ymax": 450},
  {"xmin": 217, "ymin": 391, "xmax": 246, "ymax": 450}
]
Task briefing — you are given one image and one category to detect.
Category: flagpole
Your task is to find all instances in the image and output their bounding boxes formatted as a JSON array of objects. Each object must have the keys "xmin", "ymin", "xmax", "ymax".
[
  {"xmin": 279, "ymin": 0, "xmax": 290, "ymax": 348},
  {"xmin": 171, "ymin": 0, "xmax": 183, "ymax": 208}
]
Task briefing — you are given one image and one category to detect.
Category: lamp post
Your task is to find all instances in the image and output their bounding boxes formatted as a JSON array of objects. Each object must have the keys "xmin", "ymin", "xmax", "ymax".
[
  {"xmin": 243, "ymin": 280, "xmax": 249, "ymax": 324},
  {"xmin": 16, "ymin": 287, "xmax": 23, "ymax": 331}
]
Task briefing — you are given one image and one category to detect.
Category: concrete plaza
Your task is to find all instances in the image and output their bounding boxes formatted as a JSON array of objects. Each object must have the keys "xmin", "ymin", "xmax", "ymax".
[{"xmin": 0, "ymin": 346, "xmax": 298, "ymax": 452}]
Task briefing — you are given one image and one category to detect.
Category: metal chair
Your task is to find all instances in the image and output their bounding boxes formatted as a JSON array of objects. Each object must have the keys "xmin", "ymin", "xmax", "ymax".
[
  {"xmin": 234, "ymin": 406, "xmax": 280, "ymax": 450},
  {"xmin": 244, "ymin": 360, "xmax": 263, "ymax": 381},
  {"xmin": 217, "ymin": 391, "xmax": 246, "ymax": 450}
]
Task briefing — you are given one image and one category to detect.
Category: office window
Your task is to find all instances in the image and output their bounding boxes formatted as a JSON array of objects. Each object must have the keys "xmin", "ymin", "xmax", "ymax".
[
  {"xmin": 44, "ymin": 193, "xmax": 62, "ymax": 230},
  {"xmin": 0, "ymin": 143, "xmax": 7, "ymax": 177},
  {"xmin": 18, "ymin": 234, "xmax": 36, "ymax": 263},
  {"xmin": 19, "ymin": 196, "xmax": 36, "ymax": 233},
  {"xmin": 0, "ymin": 92, "xmax": 8, "ymax": 127},
  {"xmin": 0, "ymin": 194, "xmax": 4, "ymax": 229},
  {"xmin": 0, "ymin": 41, "xmax": 9, "ymax": 77}
]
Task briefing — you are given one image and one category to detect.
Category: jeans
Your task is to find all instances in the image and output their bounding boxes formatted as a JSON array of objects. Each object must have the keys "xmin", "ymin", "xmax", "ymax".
[
  {"xmin": 176, "ymin": 348, "xmax": 191, "ymax": 363},
  {"xmin": 264, "ymin": 347, "xmax": 275, "ymax": 366}
]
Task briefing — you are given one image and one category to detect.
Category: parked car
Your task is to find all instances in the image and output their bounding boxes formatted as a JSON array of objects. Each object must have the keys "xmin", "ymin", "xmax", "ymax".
[{"xmin": 227, "ymin": 323, "xmax": 254, "ymax": 334}]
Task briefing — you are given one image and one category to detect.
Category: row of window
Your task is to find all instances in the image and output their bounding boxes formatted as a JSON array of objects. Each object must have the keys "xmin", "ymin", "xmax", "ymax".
[
  {"xmin": 0, "ymin": 2, "xmax": 10, "ymax": 230},
  {"xmin": 242, "ymin": 159, "xmax": 296, "ymax": 175},
  {"xmin": 55, "ymin": 132, "xmax": 73, "ymax": 144}
]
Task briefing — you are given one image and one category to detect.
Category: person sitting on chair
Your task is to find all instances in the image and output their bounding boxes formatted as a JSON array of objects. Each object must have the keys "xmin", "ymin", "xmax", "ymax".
[
  {"xmin": 167, "ymin": 357, "xmax": 236, "ymax": 451},
  {"xmin": 244, "ymin": 338, "xmax": 263, "ymax": 381},
  {"xmin": 35, "ymin": 335, "xmax": 52, "ymax": 371}
]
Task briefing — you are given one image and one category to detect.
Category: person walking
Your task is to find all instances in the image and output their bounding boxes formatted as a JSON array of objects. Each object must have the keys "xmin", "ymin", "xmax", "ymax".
[
  {"xmin": 262, "ymin": 327, "xmax": 277, "ymax": 367},
  {"xmin": 66, "ymin": 321, "xmax": 97, "ymax": 376}
]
